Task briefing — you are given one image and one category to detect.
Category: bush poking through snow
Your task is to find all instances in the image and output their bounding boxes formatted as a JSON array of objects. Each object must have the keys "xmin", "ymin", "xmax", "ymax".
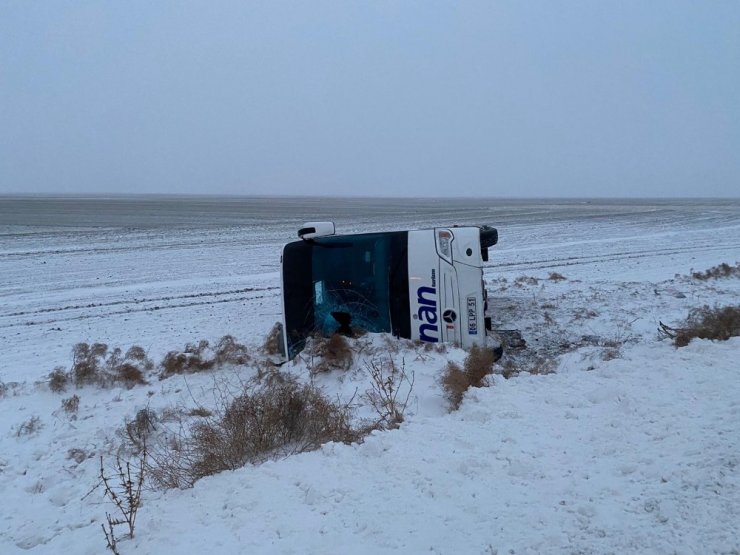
[
  {"xmin": 16, "ymin": 415, "xmax": 42, "ymax": 437},
  {"xmin": 190, "ymin": 376, "xmax": 358, "ymax": 478},
  {"xmin": 262, "ymin": 323, "xmax": 283, "ymax": 356},
  {"xmin": 214, "ymin": 335, "xmax": 250, "ymax": 365},
  {"xmin": 99, "ymin": 449, "xmax": 145, "ymax": 554},
  {"xmin": 464, "ymin": 344, "xmax": 497, "ymax": 385},
  {"xmin": 159, "ymin": 336, "xmax": 250, "ymax": 379},
  {"xmin": 662, "ymin": 305, "xmax": 740, "ymax": 347},
  {"xmin": 690, "ymin": 262, "xmax": 740, "ymax": 280},
  {"xmin": 61, "ymin": 394, "xmax": 80, "ymax": 415},
  {"xmin": 72, "ymin": 342, "xmax": 108, "ymax": 386},
  {"xmin": 499, "ymin": 357, "xmax": 557, "ymax": 379},
  {"xmin": 514, "ymin": 276, "xmax": 540, "ymax": 287},
  {"xmin": 145, "ymin": 374, "xmax": 361, "ymax": 488},
  {"xmin": 160, "ymin": 340, "xmax": 214, "ymax": 378},
  {"xmin": 441, "ymin": 362, "xmax": 468, "ymax": 411},
  {"xmin": 441, "ymin": 344, "xmax": 496, "ymax": 410},
  {"xmin": 109, "ymin": 346, "xmax": 153, "ymax": 388},
  {"xmin": 48, "ymin": 343, "xmax": 153, "ymax": 390},
  {"xmin": 364, "ymin": 356, "xmax": 415, "ymax": 428},
  {"xmin": 49, "ymin": 366, "xmax": 69, "ymax": 392},
  {"xmin": 548, "ymin": 272, "xmax": 567, "ymax": 281},
  {"xmin": 122, "ymin": 408, "xmax": 158, "ymax": 455},
  {"xmin": 305, "ymin": 333, "xmax": 353, "ymax": 374}
]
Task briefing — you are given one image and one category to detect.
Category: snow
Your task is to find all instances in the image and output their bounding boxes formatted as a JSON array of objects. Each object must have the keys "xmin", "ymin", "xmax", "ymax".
[{"xmin": 1, "ymin": 197, "xmax": 739, "ymax": 554}]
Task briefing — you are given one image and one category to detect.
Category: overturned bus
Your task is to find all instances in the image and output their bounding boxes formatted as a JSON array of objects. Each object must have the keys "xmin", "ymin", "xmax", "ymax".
[{"xmin": 279, "ymin": 222, "xmax": 501, "ymax": 360}]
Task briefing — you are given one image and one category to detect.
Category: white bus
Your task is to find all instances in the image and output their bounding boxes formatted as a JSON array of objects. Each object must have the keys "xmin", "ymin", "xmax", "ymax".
[{"xmin": 280, "ymin": 222, "xmax": 501, "ymax": 360}]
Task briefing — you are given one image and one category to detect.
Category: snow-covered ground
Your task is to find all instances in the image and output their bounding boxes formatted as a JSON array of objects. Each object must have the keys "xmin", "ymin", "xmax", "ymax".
[{"xmin": 1, "ymin": 197, "xmax": 739, "ymax": 554}]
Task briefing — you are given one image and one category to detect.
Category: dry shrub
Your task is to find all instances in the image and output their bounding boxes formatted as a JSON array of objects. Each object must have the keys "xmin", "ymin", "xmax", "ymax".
[
  {"xmin": 122, "ymin": 408, "xmax": 158, "ymax": 454},
  {"xmin": 16, "ymin": 415, "xmax": 42, "ymax": 437},
  {"xmin": 146, "ymin": 375, "xmax": 361, "ymax": 488},
  {"xmin": 499, "ymin": 357, "xmax": 557, "ymax": 379},
  {"xmin": 441, "ymin": 361, "xmax": 469, "ymax": 410},
  {"xmin": 51, "ymin": 343, "xmax": 153, "ymax": 390},
  {"xmin": 61, "ymin": 394, "xmax": 80, "ymax": 415},
  {"xmin": 188, "ymin": 407, "xmax": 213, "ymax": 418},
  {"xmin": 465, "ymin": 344, "xmax": 496, "ymax": 385},
  {"xmin": 112, "ymin": 346, "xmax": 152, "ymax": 387},
  {"xmin": 514, "ymin": 276, "xmax": 540, "ymax": 287},
  {"xmin": 159, "ymin": 336, "xmax": 248, "ymax": 379},
  {"xmin": 146, "ymin": 430, "xmax": 193, "ymax": 490},
  {"xmin": 67, "ymin": 448, "xmax": 87, "ymax": 464},
  {"xmin": 601, "ymin": 348, "xmax": 621, "ymax": 361},
  {"xmin": 262, "ymin": 323, "xmax": 284, "ymax": 356},
  {"xmin": 572, "ymin": 308, "xmax": 599, "ymax": 321},
  {"xmin": 214, "ymin": 335, "xmax": 250, "ymax": 365},
  {"xmin": 364, "ymin": 356, "xmax": 414, "ymax": 428},
  {"xmin": 49, "ymin": 366, "xmax": 69, "ymax": 393},
  {"xmin": 191, "ymin": 377, "xmax": 357, "ymax": 477},
  {"xmin": 115, "ymin": 363, "xmax": 147, "ymax": 388},
  {"xmin": 441, "ymin": 344, "xmax": 496, "ymax": 410},
  {"xmin": 72, "ymin": 342, "xmax": 108, "ymax": 385},
  {"xmin": 548, "ymin": 272, "xmax": 567, "ymax": 281},
  {"xmin": 691, "ymin": 262, "xmax": 740, "ymax": 281},
  {"xmin": 673, "ymin": 305, "xmax": 740, "ymax": 347},
  {"xmin": 107, "ymin": 346, "xmax": 153, "ymax": 388},
  {"xmin": 160, "ymin": 340, "xmax": 214, "ymax": 379},
  {"xmin": 306, "ymin": 334, "xmax": 353, "ymax": 373}
]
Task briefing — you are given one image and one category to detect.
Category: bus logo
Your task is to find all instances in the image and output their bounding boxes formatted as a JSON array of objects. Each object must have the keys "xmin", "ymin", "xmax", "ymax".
[{"xmin": 417, "ymin": 270, "xmax": 438, "ymax": 343}]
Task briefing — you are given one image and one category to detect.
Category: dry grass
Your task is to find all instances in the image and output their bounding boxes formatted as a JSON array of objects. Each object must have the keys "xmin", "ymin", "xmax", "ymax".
[
  {"xmin": 499, "ymin": 357, "xmax": 557, "ymax": 379},
  {"xmin": 61, "ymin": 394, "xmax": 80, "ymax": 415},
  {"xmin": 114, "ymin": 363, "xmax": 147, "ymax": 388},
  {"xmin": 190, "ymin": 377, "xmax": 358, "ymax": 478},
  {"xmin": 49, "ymin": 366, "xmax": 69, "ymax": 392},
  {"xmin": 306, "ymin": 333, "xmax": 353, "ymax": 374},
  {"xmin": 49, "ymin": 343, "xmax": 153, "ymax": 390},
  {"xmin": 122, "ymin": 408, "xmax": 158, "ymax": 454},
  {"xmin": 441, "ymin": 362, "xmax": 469, "ymax": 410},
  {"xmin": 514, "ymin": 276, "xmax": 540, "ymax": 287},
  {"xmin": 160, "ymin": 340, "xmax": 215, "ymax": 378},
  {"xmin": 159, "ymin": 336, "xmax": 250, "ymax": 379},
  {"xmin": 72, "ymin": 342, "xmax": 108, "ymax": 385},
  {"xmin": 691, "ymin": 262, "xmax": 740, "ymax": 281},
  {"xmin": 67, "ymin": 448, "xmax": 87, "ymax": 464},
  {"xmin": 145, "ymin": 374, "xmax": 364, "ymax": 489},
  {"xmin": 262, "ymin": 323, "xmax": 284, "ymax": 356},
  {"xmin": 364, "ymin": 356, "xmax": 415, "ymax": 428},
  {"xmin": 441, "ymin": 344, "xmax": 496, "ymax": 410},
  {"xmin": 188, "ymin": 407, "xmax": 213, "ymax": 418},
  {"xmin": 214, "ymin": 335, "xmax": 250, "ymax": 365},
  {"xmin": 672, "ymin": 305, "xmax": 740, "ymax": 347},
  {"xmin": 16, "ymin": 415, "xmax": 42, "ymax": 437}
]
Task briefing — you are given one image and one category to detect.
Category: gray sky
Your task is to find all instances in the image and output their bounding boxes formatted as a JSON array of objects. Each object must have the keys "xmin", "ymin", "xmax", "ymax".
[{"xmin": 1, "ymin": 1, "xmax": 739, "ymax": 197}]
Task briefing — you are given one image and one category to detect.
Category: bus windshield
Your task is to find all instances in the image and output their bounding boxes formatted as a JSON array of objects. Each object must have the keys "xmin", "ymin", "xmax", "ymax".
[{"xmin": 282, "ymin": 232, "xmax": 409, "ymax": 358}]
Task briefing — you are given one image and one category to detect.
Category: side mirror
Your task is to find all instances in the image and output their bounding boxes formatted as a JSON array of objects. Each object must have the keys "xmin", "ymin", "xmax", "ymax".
[{"xmin": 298, "ymin": 221, "xmax": 336, "ymax": 240}]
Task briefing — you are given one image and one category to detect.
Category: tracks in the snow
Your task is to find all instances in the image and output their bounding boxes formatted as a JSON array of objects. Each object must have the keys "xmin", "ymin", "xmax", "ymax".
[
  {"xmin": 0, "ymin": 286, "xmax": 279, "ymax": 328},
  {"xmin": 489, "ymin": 242, "xmax": 737, "ymax": 272}
]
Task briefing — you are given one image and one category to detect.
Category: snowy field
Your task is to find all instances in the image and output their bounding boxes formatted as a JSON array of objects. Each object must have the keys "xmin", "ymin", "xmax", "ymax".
[{"xmin": 1, "ymin": 196, "xmax": 739, "ymax": 554}]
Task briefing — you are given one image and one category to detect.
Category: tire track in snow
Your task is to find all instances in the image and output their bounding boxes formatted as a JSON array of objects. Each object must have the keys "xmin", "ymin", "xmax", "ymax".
[
  {"xmin": 2, "ymin": 286, "xmax": 278, "ymax": 318},
  {"xmin": 489, "ymin": 243, "xmax": 737, "ymax": 271},
  {"xmin": 1, "ymin": 289, "xmax": 280, "ymax": 329}
]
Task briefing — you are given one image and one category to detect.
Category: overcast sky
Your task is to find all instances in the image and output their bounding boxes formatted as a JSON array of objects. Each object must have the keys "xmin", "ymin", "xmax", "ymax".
[{"xmin": 1, "ymin": 1, "xmax": 739, "ymax": 197}]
